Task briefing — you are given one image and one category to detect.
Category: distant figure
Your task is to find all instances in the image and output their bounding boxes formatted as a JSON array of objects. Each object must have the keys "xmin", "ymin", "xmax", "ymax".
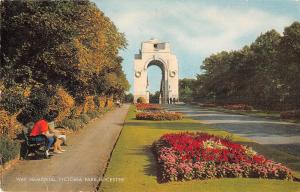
[
  {"xmin": 173, "ymin": 98, "xmax": 176, "ymax": 104},
  {"xmin": 116, "ymin": 99, "xmax": 121, "ymax": 107},
  {"xmin": 169, "ymin": 98, "xmax": 172, "ymax": 104}
]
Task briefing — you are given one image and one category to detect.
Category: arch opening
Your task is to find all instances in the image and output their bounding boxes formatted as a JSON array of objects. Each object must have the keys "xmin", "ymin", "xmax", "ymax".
[{"xmin": 147, "ymin": 60, "xmax": 167, "ymax": 104}]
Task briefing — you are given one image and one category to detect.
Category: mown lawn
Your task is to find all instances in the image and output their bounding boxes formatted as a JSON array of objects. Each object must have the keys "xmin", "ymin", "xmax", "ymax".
[{"xmin": 100, "ymin": 105, "xmax": 300, "ymax": 192}]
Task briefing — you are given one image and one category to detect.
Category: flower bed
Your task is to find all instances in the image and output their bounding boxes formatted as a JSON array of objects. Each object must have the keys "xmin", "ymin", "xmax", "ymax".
[
  {"xmin": 136, "ymin": 103, "xmax": 162, "ymax": 111},
  {"xmin": 152, "ymin": 132, "xmax": 293, "ymax": 182},
  {"xmin": 136, "ymin": 112, "xmax": 182, "ymax": 121},
  {"xmin": 223, "ymin": 104, "xmax": 253, "ymax": 111}
]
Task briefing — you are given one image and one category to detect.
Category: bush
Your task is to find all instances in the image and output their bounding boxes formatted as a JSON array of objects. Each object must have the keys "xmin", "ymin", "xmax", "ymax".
[
  {"xmin": 69, "ymin": 105, "xmax": 84, "ymax": 119},
  {"xmin": 136, "ymin": 103, "xmax": 162, "ymax": 111},
  {"xmin": 0, "ymin": 111, "xmax": 23, "ymax": 139},
  {"xmin": 0, "ymin": 110, "xmax": 22, "ymax": 139},
  {"xmin": 0, "ymin": 136, "xmax": 20, "ymax": 164},
  {"xmin": 136, "ymin": 112, "xmax": 182, "ymax": 121},
  {"xmin": 152, "ymin": 132, "xmax": 293, "ymax": 182},
  {"xmin": 0, "ymin": 110, "xmax": 10, "ymax": 136},
  {"xmin": 79, "ymin": 113, "xmax": 90, "ymax": 124},
  {"xmin": 83, "ymin": 96, "xmax": 96, "ymax": 113},
  {"xmin": 23, "ymin": 87, "xmax": 52, "ymax": 122},
  {"xmin": 280, "ymin": 110, "xmax": 300, "ymax": 119},
  {"xmin": 0, "ymin": 87, "xmax": 27, "ymax": 114},
  {"xmin": 98, "ymin": 96, "xmax": 106, "ymax": 108},
  {"xmin": 137, "ymin": 97, "xmax": 146, "ymax": 104},
  {"xmin": 94, "ymin": 96, "xmax": 107, "ymax": 111},
  {"xmin": 60, "ymin": 118, "xmax": 83, "ymax": 131},
  {"xmin": 87, "ymin": 110, "xmax": 101, "ymax": 119},
  {"xmin": 106, "ymin": 97, "xmax": 114, "ymax": 108},
  {"xmin": 49, "ymin": 87, "xmax": 75, "ymax": 123}
]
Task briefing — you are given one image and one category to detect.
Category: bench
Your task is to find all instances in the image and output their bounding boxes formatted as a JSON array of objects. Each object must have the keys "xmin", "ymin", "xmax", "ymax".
[{"xmin": 20, "ymin": 124, "xmax": 49, "ymax": 160}]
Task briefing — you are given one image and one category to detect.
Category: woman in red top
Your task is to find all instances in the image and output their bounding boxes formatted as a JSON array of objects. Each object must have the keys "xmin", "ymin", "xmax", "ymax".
[{"xmin": 30, "ymin": 111, "xmax": 63, "ymax": 155}]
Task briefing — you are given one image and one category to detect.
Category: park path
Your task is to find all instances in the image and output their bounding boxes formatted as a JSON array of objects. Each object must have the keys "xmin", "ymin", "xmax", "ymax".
[
  {"xmin": 1, "ymin": 104, "xmax": 130, "ymax": 192},
  {"xmin": 166, "ymin": 104, "xmax": 300, "ymax": 158}
]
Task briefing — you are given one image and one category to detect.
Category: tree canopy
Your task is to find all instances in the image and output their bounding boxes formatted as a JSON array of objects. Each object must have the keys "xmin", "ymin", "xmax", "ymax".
[
  {"xmin": 189, "ymin": 22, "xmax": 300, "ymax": 110},
  {"xmin": 1, "ymin": 0, "xmax": 129, "ymax": 103}
]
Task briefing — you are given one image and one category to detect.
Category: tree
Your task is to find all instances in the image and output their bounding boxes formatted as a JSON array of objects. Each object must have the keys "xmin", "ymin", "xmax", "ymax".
[
  {"xmin": 149, "ymin": 91, "xmax": 160, "ymax": 103},
  {"xmin": 124, "ymin": 93, "xmax": 134, "ymax": 103},
  {"xmin": 192, "ymin": 24, "xmax": 300, "ymax": 110},
  {"xmin": 278, "ymin": 22, "xmax": 300, "ymax": 108},
  {"xmin": 179, "ymin": 78, "xmax": 196, "ymax": 102},
  {"xmin": 1, "ymin": 0, "xmax": 129, "ymax": 105}
]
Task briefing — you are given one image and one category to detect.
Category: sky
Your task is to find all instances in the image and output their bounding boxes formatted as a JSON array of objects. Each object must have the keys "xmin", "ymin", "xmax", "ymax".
[{"xmin": 94, "ymin": 0, "xmax": 300, "ymax": 93}]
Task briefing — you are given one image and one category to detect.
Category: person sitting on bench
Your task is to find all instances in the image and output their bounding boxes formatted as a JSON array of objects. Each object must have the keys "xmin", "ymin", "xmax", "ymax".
[
  {"xmin": 30, "ymin": 111, "xmax": 64, "ymax": 155},
  {"xmin": 47, "ymin": 110, "xmax": 67, "ymax": 146}
]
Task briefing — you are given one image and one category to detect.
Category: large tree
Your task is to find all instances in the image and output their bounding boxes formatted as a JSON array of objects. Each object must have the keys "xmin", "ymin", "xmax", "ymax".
[
  {"xmin": 1, "ymin": 0, "xmax": 129, "ymax": 103},
  {"xmin": 193, "ymin": 22, "xmax": 300, "ymax": 110}
]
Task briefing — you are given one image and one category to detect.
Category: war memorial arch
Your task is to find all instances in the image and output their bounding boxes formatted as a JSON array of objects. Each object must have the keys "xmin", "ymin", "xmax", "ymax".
[{"xmin": 133, "ymin": 39, "xmax": 179, "ymax": 104}]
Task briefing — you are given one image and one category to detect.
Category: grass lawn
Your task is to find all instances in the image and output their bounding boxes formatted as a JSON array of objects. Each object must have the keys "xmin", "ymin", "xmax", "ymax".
[{"xmin": 100, "ymin": 105, "xmax": 300, "ymax": 192}]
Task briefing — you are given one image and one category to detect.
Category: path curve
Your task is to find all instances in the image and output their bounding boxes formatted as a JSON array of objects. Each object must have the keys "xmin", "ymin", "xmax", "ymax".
[
  {"xmin": 167, "ymin": 104, "xmax": 300, "ymax": 158},
  {"xmin": 1, "ymin": 104, "xmax": 130, "ymax": 192}
]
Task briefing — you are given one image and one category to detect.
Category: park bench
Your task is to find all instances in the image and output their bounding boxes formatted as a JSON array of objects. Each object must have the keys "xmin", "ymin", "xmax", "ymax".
[{"xmin": 20, "ymin": 123, "xmax": 49, "ymax": 160}]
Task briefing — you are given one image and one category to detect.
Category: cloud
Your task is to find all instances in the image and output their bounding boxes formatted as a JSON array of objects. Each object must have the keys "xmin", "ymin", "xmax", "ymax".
[
  {"xmin": 97, "ymin": 0, "xmax": 292, "ymax": 56},
  {"xmin": 95, "ymin": 0, "xmax": 297, "ymax": 92}
]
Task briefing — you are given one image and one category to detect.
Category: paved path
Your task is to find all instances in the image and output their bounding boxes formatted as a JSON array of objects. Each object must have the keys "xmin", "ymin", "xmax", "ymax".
[
  {"xmin": 1, "ymin": 104, "xmax": 129, "ymax": 192},
  {"xmin": 166, "ymin": 104, "xmax": 300, "ymax": 158}
]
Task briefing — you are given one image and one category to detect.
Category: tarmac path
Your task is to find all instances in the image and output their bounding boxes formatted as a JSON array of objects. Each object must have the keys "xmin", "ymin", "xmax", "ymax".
[{"xmin": 1, "ymin": 104, "xmax": 129, "ymax": 192}]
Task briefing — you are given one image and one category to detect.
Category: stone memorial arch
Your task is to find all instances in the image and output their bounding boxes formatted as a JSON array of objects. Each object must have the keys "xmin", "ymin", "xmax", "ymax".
[{"xmin": 134, "ymin": 39, "xmax": 179, "ymax": 104}]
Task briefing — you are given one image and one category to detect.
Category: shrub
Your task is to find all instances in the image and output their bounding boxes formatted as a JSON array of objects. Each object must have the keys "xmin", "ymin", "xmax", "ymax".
[
  {"xmin": 0, "ymin": 110, "xmax": 25, "ymax": 138},
  {"xmin": 98, "ymin": 96, "xmax": 106, "ymax": 108},
  {"xmin": 49, "ymin": 87, "xmax": 75, "ymax": 123},
  {"xmin": 223, "ymin": 104, "xmax": 253, "ymax": 111},
  {"xmin": 22, "ymin": 87, "xmax": 51, "ymax": 122},
  {"xmin": 94, "ymin": 96, "xmax": 107, "ymax": 111},
  {"xmin": 136, "ymin": 103, "xmax": 161, "ymax": 111},
  {"xmin": 106, "ymin": 97, "xmax": 114, "ymax": 108},
  {"xmin": 69, "ymin": 105, "xmax": 84, "ymax": 119},
  {"xmin": 0, "ymin": 87, "xmax": 27, "ymax": 115},
  {"xmin": 0, "ymin": 136, "xmax": 20, "ymax": 164},
  {"xmin": 0, "ymin": 110, "xmax": 10, "ymax": 136},
  {"xmin": 152, "ymin": 132, "xmax": 293, "ymax": 182},
  {"xmin": 136, "ymin": 112, "xmax": 182, "ymax": 121},
  {"xmin": 280, "ymin": 110, "xmax": 300, "ymax": 119},
  {"xmin": 137, "ymin": 97, "xmax": 146, "ymax": 104},
  {"xmin": 60, "ymin": 118, "xmax": 83, "ymax": 131},
  {"xmin": 83, "ymin": 96, "xmax": 96, "ymax": 113},
  {"xmin": 79, "ymin": 113, "xmax": 90, "ymax": 124},
  {"xmin": 87, "ymin": 110, "xmax": 101, "ymax": 119}
]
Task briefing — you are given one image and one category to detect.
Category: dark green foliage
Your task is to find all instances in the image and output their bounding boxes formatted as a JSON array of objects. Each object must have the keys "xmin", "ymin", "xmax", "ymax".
[
  {"xmin": 0, "ymin": 87, "xmax": 26, "ymax": 114},
  {"xmin": 0, "ymin": 136, "xmax": 20, "ymax": 164},
  {"xmin": 179, "ymin": 79, "xmax": 197, "ymax": 103},
  {"xmin": 17, "ymin": 87, "xmax": 52, "ymax": 124},
  {"xmin": 149, "ymin": 91, "xmax": 160, "ymax": 103},
  {"xmin": 124, "ymin": 93, "xmax": 134, "ymax": 103}
]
